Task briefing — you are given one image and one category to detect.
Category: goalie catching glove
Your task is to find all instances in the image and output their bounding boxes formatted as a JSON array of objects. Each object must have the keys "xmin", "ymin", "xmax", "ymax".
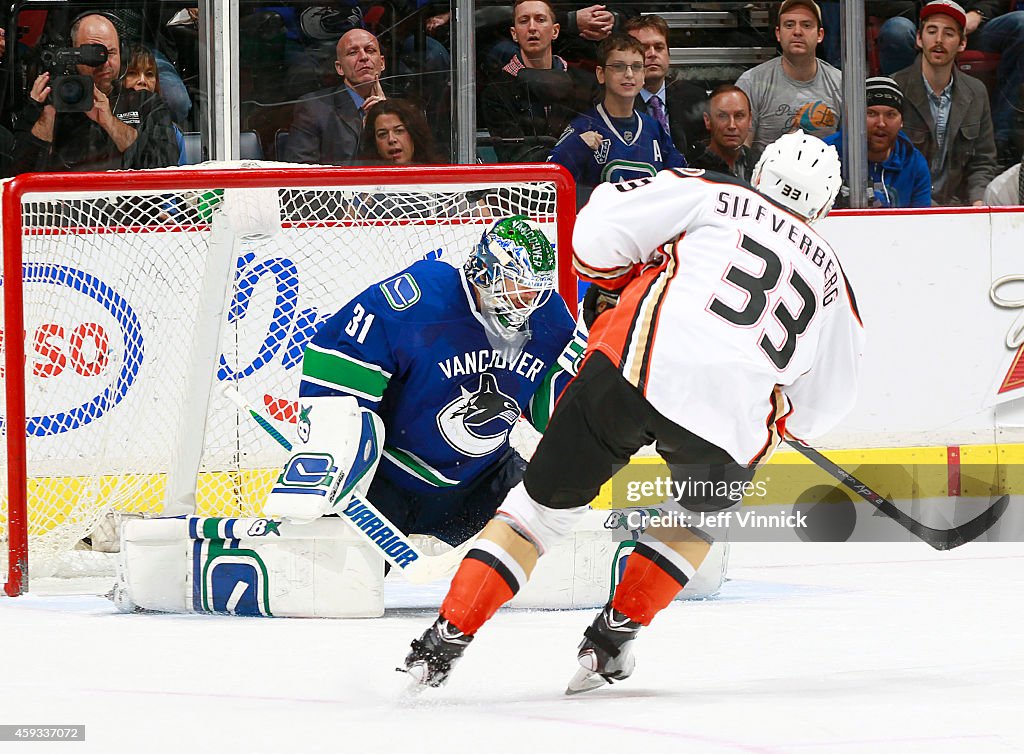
[
  {"xmin": 264, "ymin": 396, "xmax": 384, "ymax": 524},
  {"xmin": 582, "ymin": 283, "xmax": 623, "ymax": 329}
]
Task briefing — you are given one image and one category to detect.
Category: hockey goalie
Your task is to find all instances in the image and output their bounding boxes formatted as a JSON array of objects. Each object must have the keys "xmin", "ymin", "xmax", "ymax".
[{"xmin": 116, "ymin": 215, "xmax": 728, "ymax": 617}]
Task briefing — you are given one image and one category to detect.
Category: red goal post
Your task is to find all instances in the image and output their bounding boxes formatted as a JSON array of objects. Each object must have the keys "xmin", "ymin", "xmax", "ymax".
[{"xmin": 2, "ymin": 162, "xmax": 577, "ymax": 596}]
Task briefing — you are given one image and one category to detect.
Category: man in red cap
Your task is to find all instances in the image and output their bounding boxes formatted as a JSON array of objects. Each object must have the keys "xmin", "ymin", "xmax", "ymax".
[{"xmin": 893, "ymin": 0, "xmax": 998, "ymax": 205}]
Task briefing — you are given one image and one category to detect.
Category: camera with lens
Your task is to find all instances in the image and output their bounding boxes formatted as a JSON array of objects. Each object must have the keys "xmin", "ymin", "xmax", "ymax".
[{"xmin": 38, "ymin": 43, "xmax": 108, "ymax": 112}]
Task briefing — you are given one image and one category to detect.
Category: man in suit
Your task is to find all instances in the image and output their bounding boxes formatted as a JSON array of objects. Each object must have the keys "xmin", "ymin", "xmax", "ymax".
[
  {"xmin": 892, "ymin": 0, "xmax": 997, "ymax": 205},
  {"xmin": 624, "ymin": 14, "xmax": 708, "ymax": 162},
  {"xmin": 284, "ymin": 28, "xmax": 386, "ymax": 165}
]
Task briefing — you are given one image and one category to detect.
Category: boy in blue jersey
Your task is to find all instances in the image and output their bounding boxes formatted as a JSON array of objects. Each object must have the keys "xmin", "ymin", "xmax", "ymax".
[
  {"xmin": 549, "ymin": 34, "xmax": 686, "ymax": 208},
  {"xmin": 272, "ymin": 216, "xmax": 582, "ymax": 547}
]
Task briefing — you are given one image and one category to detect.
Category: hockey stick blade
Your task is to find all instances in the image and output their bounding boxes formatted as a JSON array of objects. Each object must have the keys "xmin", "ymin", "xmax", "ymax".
[
  {"xmin": 787, "ymin": 440, "xmax": 1009, "ymax": 550},
  {"xmin": 226, "ymin": 385, "xmax": 472, "ymax": 582}
]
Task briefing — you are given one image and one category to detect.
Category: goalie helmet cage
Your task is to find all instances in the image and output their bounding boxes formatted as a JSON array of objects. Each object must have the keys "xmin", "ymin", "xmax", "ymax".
[{"xmin": 1, "ymin": 162, "xmax": 577, "ymax": 596}]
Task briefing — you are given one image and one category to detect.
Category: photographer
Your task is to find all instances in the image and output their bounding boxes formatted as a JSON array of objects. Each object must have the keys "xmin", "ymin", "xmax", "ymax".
[{"xmin": 15, "ymin": 13, "xmax": 177, "ymax": 172}]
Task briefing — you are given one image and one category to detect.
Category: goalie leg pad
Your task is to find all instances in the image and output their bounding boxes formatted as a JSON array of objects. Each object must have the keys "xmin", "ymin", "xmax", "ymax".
[
  {"xmin": 117, "ymin": 516, "xmax": 385, "ymax": 617},
  {"xmin": 495, "ymin": 481, "xmax": 587, "ymax": 555},
  {"xmin": 264, "ymin": 396, "xmax": 384, "ymax": 523}
]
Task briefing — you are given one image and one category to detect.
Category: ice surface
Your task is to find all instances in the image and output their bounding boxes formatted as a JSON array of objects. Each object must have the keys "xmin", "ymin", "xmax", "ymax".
[{"xmin": 2, "ymin": 543, "xmax": 1022, "ymax": 754}]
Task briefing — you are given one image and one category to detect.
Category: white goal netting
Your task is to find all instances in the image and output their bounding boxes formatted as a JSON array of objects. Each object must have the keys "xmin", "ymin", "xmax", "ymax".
[{"xmin": 1, "ymin": 162, "xmax": 571, "ymax": 590}]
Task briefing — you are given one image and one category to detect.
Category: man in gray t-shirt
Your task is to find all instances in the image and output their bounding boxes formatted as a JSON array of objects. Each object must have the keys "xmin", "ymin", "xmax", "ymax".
[{"xmin": 736, "ymin": 0, "xmax": 842, "ymax": 152}]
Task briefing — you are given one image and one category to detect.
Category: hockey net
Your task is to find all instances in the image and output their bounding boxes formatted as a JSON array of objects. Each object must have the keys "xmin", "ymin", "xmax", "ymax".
[{"xmin": 1, "ymin": 162, "xmax": 576, "ymax": 595}]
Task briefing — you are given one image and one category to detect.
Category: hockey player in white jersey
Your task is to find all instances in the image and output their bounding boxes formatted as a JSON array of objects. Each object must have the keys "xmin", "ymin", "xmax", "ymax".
[{"xmin": 400, "ymin": 131, "xmax": 865, "ymax": 692}]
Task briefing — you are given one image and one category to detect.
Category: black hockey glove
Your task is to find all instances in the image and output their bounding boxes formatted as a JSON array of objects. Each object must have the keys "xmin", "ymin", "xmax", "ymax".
[{"xmin": 582, "ymin": 283, "xmax": 622, "ymax": 329}]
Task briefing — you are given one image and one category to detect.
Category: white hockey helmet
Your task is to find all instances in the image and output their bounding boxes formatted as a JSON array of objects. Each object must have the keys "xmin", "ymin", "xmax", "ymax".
[{"xmin": 751, "ymin": 130, "xmax": 842, "ymax": 225}]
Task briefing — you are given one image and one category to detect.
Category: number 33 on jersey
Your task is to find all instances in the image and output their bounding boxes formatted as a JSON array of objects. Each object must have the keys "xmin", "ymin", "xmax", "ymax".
[{"xmin": 574, "ymin": 168, "xmax": 865, "ymax": 467}]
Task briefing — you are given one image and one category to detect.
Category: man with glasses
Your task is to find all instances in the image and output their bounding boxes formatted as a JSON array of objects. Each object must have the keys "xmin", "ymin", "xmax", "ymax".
[
  {"xmin": 549, "ymin": 34, "xmax": 685, "ymax": 208},
  {"xmin": 625, "ymin": 14, "xmax": 709, "ymax": 162}
]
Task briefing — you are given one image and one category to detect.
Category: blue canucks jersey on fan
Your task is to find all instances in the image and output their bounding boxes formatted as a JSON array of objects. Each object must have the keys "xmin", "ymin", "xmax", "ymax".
[
  {"xmin": 299, "ymin": 259, "xmax": 579, "ymax": 494},
  {"xmin": 549, "ymin": 104, "xmax": 686, "ymax": 204}
]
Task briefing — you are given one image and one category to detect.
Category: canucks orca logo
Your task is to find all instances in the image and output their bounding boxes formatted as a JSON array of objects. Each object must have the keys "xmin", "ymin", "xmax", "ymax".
[{"xmin": 437, "ymin": 373, "xmax": 521, "ymax": 457}]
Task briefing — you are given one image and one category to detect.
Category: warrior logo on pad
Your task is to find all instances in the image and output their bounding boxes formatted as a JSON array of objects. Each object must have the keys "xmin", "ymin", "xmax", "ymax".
[{"xmin": 436, "ymin": 373, "xmax": 521, "ymax": 457}]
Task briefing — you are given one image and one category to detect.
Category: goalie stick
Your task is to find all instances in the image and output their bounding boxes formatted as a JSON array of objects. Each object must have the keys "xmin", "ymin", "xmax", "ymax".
[
  {"xmin": 786, "ymin": 440, "xmax": 1009, "ymax": 550},
  {"xmin": 222, "ymin": 384, "xmax": 475, "ymax": 583}
]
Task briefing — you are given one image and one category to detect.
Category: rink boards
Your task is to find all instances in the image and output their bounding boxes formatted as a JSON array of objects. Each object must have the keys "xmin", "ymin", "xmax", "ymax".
[{"xmin": 8, "ymin": 206, "xmax": 1024, "ymax": 539}]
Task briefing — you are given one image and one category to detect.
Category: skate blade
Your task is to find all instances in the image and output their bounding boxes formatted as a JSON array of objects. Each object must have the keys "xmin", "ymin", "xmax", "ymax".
[
  {"xmin": 396, "ymin": 666, "xmax": 431, "ymax": 695},
  {"xmin": 565, "ymin": 666, "xmax": 609, "ymax": 696}
]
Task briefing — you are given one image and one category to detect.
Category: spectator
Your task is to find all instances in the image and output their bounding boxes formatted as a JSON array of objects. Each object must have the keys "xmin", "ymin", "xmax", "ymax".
[
  {"xmin": 284, "ymin": 28, "xmax": 386, "ymax": 165},
  {"xmin": 358, "ymin": 99, "xmax": 442, "ymax": 165},
  {"xmin": 0, "ymin": 124, "xmax": 22, "ymax": 177},
  {"xmin": 892, "ymin": 1, "xmax": 998, "ymax": 205},
  {"xmin": 549, "ymin": 34, "xmax": 685, "ymax": 208},
  {"xmin": 824, "ymin": 76, "xmax": 931, "ymax": 207},
  {"xmin": 553, "ymin": 4, "xmax": 633, "ymax": 67},
  {"xmin": 479, "ymin": 3, "xmax": 629, "ymax": 73},
  {"xmin": 688, "ymin": 85, "xmax": 759, "ymax": 183},
  {"xmin": 883, "ymin": 1, "xmax": 1024, "ymax": 168},
  {"xmin": 819, "ymin": 2, "xmax": 918, "ymax": 75},
  {"xmin": 395, "ymin": 3, "xmax": 453, "ymax": 152},
  {"xmin": 124, "ymin": 46, "xmax": 187, "ymax": 165},
  {"xmin": 736, "ymin": 0, "xmax": 843, "ymax": 152},
  {"xmin": 349, "ymin": 99, "xmax": 490, "ymax": 219},
  {"xmin": 15, "ymin": 13, "xmax": 178, "ymax": 171},
  {"xmin": 100, "ymin": 7, "xmax": 193, "ymax": 128},
  {"xmin": 984, "ymin": 155, "xmax": 1022, "ymax": 204},
  {"xmin": 479, "ymin": 0, "xmax": 595, "ymax": 163},
  {"xmin": 624, "ymin": 14, "xmax": 708, "ymax": 162}
]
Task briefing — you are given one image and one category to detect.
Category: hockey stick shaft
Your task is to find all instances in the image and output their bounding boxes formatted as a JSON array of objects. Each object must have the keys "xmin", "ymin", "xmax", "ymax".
[
  {"xmin": 786, "ymin": 440, "xmax": 1009, "ymax": 550},
  {"xmin": 225, "ymin": 384, "xmax": 472, "ymax": 582},
  {"xmin": 223, "ymin": 385, "xmax": 293, "ymax": 451}
]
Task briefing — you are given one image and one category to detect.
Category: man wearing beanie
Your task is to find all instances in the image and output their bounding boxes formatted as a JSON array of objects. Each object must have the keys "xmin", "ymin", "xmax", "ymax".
[
  {"xmin": 892, "ymin": 0, "xmax": 997, "ymax": 205},
  {"xmin": 824, "ymin": 76, "xmax": 931, "ymax": 208}
]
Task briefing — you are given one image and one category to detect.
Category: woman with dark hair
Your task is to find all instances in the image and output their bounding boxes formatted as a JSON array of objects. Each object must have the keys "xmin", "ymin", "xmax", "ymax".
[
  {"xmin": 358, "ymin": 99, "xmax": 442, "ymax": 165},
  {"xmin": 124, "ymin": 45, "xmax": 187, "ymax": 165},
  {"xmin": 348, "ymin": 99, "xmax": 494, "ymax": 219}
]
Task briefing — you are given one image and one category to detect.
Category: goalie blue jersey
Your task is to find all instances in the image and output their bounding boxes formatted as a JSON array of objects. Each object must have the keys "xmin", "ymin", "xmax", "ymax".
[
  {"xmin": 549, "ymin": 103, "xmax": 686, "ymax": 204},
  {"xmin": 299, "ymin": 259, "xmax": 581, "ymax": 494}
]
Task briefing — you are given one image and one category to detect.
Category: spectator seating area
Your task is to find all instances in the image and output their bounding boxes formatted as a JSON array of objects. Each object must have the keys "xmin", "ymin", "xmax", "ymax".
[{"xmin": 0, "ymin": 0, "xmax": 1022, "ymax": 203}]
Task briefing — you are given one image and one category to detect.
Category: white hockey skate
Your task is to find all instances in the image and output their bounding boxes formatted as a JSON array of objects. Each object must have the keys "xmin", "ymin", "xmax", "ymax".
[{"xmin": 566, "ymin": 603, "xmax": 641, "ymax": 695}]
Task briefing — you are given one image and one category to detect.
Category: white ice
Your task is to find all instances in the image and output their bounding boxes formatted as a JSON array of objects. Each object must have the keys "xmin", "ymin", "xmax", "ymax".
[{"xmin": 2, "ymin": 542, "xmax": 1022, "ymax": 754}]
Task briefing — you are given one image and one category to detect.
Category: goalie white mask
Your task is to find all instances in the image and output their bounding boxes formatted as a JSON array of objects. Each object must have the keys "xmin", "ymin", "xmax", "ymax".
[
  {"xmin": 464, "ymin": 215, "xmax": 557, "ymax": 338},
  {"xmin": 751, "ymin": 130, "xmax": 842, "ymax": 225}
]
